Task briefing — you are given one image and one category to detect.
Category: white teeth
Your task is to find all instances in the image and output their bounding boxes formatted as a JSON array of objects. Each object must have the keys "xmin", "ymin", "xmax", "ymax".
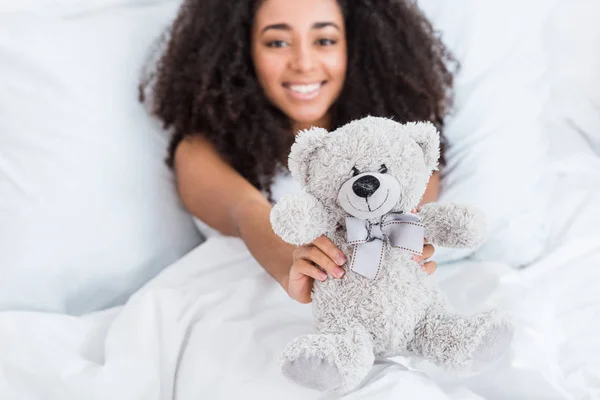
[{"xmin": 288, "ymin": 83, "xmax": 321, "ymax": 94}]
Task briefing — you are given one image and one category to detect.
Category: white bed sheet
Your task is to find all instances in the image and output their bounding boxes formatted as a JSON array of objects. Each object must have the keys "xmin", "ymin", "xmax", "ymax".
[{"xmin": 1, "ymin": 118, "xmax": 599, "ymax": 400}]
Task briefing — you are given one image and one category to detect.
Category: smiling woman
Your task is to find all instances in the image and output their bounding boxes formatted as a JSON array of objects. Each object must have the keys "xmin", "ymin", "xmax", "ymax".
[{"xmin": 140, "ymin": 0, "xmax": 454, "ymax": 303}]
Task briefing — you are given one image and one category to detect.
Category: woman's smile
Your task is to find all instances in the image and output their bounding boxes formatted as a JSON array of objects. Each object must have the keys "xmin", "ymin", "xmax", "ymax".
[{"xmin": 283, "ymin": 81, "xmax": 327, "ymax": 100}]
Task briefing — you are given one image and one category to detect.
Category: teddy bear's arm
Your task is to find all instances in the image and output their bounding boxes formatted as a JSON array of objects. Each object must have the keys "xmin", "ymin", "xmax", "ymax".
[
  {"xmin": 418, "ymin": 203, "xmax": 486, "ymax": 248},
  {"xmin": 270, "ymin": 192, "xmax": 336, "ymax": 246}
]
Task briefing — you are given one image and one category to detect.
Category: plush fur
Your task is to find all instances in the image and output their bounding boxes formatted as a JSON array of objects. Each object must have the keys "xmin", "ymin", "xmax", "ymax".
[{"xmin": 270, "ymin": 116, "xmax": 514, "ymax": 394}]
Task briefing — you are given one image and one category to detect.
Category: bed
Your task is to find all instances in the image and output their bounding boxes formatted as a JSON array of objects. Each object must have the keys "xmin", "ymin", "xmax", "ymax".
[{"xmin": 1, "ymin": 0, "xmax": 599, "ymax": 399}]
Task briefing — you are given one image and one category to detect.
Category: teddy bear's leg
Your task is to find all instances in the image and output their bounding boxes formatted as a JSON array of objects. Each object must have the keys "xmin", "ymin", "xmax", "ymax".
[
  {"xmin": 281, "ymin": 327, "xmax": 374, "ymax": 393},
  {"xmin": 410, "ymin": 308, "xmax": 514, "ymax": 372}
]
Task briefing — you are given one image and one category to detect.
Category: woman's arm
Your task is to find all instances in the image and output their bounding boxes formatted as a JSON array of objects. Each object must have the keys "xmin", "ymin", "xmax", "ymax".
[{"xmin": 174, "ymin": 136, "xmax": 297, "ymax": 287}]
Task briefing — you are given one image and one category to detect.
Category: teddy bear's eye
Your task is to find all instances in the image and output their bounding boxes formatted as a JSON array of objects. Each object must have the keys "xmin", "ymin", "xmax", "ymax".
[
  {"xmin": 379, "ymin": 164, "xmax": 388, "ymax": 174},
  {"xmin": 352, "ymin": 166, "xmax": 360, "ymax": 177}
]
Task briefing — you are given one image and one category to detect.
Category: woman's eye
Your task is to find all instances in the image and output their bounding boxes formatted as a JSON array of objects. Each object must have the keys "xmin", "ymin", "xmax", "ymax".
[
  {"xmin": 316, "ymin": 38, "xmax": 336, "ymax": 46},
  {"xmin": 379, "ymin": 164, "xmax": 388, "ymax": 174},
  {"xmin": 267, "ymin": 40, "xmax": 288, "ymax": 48},
  {"xmin": 352, "ymin": 167, "xmax": 360, "ymax": 177}
]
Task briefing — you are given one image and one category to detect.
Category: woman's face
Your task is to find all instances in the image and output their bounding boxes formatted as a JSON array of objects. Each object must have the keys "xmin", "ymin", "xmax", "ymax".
[{"xmin": 251, "ymin": 0, "xmax": 347, "ymax": 131}]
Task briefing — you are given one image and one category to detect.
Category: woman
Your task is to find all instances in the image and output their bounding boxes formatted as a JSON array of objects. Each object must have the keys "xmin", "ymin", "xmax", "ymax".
[{"xmin": 140, "ymin": 0, "xmax": 454, "ymax": 303}]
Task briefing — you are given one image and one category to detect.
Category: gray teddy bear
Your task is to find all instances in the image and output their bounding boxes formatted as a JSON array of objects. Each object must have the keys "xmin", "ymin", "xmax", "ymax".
[{"xmin": 270, "ymin": 116, "xmax": 514, "ymax": 394}]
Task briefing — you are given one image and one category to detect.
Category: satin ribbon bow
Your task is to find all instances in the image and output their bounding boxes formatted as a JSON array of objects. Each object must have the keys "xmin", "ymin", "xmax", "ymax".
[{"xmin": 345, "ymin": 212, "xmax": 424, "ymax": 280}]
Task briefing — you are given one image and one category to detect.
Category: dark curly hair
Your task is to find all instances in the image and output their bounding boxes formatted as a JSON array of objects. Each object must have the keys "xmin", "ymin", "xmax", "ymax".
[{"xmin": 140, "ymin": 0, "xmax": 455, "ymax": 196}]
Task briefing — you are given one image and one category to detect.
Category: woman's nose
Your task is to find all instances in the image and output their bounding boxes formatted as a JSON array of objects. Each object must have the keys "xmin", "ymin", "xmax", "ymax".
[{"xmin": 290, "ymin": 44, "xmax": 316, "ymax": 72}]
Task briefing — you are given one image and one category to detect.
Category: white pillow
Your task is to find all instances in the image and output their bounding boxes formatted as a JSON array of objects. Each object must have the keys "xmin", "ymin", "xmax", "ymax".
[
  {"xmin": 0, "ymin": 0, "xmax": 157, "ymax": 14},
  {"xmin": 544, "ymin": 0, "xmax": 600, "ymax": 154},
  {"xmin": 416, "ymin": 0, "xmax": 552, "ymax": 266},
  {"xmin": 0, "ymin": 1, "xmax": 202, "ymax": 315}
]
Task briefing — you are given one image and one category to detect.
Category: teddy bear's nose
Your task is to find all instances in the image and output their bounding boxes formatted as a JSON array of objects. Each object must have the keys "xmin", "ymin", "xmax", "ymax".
[{"xmin": 352, "ymin": 175, "xmax": 380, "ymax": 198}]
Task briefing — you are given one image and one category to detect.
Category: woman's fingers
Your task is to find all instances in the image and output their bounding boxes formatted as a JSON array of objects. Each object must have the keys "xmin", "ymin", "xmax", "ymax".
[
  {"xmin": 294, "ymin": 244, "xmax": 345, "ymax": 278},
  {"xmin": 293, "ymin": 258, "xmax": 327, "ymax": 282},
  {"xmin": 412, "ymin": 239, "xmax": 437, "ymax": 275},
  {"xmin": 312, "ymin": 236, "xmax": 347, "ymax": 266},
  {"xmin": 413, "ymin": 243, "xmax": 435, "ymax": 262},
  {"xmin": 422, "ymin": 261, "xmax": 437, "ymax": 275},
  {"xmin": 421, "ymin": 243, "xmax": 435, "ymax": 260}
]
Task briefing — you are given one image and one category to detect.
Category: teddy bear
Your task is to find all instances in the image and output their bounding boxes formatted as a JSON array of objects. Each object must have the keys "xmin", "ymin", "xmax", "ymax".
[{"xmin": 270, "ymin": 116, "xmax": 514, "ymax": 394}]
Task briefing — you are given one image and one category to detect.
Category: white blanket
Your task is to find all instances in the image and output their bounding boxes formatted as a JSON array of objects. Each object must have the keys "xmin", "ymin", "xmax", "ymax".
[{"xmin": 1, "ymin": 119, "xmax": 599, "ymax": 400}]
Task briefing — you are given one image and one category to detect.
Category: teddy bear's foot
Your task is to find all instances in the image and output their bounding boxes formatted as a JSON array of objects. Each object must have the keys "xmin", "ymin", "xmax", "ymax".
[
  {"xmin": 282, "ymin": 353, "xmax": 343, "ymax": 392},
  {"xmin": 468, "ymin": 310, "xmax": 514, "ymax": 371},
  {"xmin": 281, "ymin": 328, "xmax": 374, "ymax": 393},
  {"xmin": 412, "ymin": 308, "xmax": 514, "ymax": 372}
]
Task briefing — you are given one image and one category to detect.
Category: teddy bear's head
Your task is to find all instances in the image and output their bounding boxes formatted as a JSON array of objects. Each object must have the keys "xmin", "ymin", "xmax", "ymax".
[{"xmin": 288, "ymin": 116, "xmax": 439, "ymax": 221}]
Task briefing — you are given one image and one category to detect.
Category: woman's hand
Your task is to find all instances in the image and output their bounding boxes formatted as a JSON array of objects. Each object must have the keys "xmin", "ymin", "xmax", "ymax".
[
  {"xmin": 284, "ymin": 236, "xmax": 437, "ymax": 303},
  {"xmin": 285, "ymin": 236, "xmax": 347, "ymax": 304}
]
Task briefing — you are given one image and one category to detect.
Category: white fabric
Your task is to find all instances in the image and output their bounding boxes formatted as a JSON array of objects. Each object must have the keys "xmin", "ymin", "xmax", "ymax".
[
  {"xmin": 0, "ymin": 125, "xmax": 598, "ymax": 398},
  {"xmin": 0, "ymin": 1, "xmax": 201, "ymax": 314}
]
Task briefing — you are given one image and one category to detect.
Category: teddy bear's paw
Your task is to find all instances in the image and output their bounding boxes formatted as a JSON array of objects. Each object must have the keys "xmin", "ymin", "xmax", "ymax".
[{"xmin": 282, "ymin": 354, "xmax": 344, "ymax": 392}]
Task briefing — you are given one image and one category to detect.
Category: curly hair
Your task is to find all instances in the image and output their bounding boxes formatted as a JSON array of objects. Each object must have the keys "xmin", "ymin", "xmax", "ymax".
[{"xmin": 140, "ymin": 0, "xmax": 455, "ymax": 196}]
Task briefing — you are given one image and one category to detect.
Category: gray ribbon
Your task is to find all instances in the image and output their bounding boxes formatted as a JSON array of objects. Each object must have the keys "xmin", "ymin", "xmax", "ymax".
[{"xmin": 346, "ymin": 213, "xmax": 425, "ymax": 280}]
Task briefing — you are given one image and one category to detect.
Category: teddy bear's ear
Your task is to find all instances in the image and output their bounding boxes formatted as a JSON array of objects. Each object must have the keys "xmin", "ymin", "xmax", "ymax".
[
  {"xmin": 407, "ymin": 121, "xmax": 441, "ymax": 170},
  {"xmin": 288, "ymin": 126, "xmax": 329, "ymax": 184}
]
